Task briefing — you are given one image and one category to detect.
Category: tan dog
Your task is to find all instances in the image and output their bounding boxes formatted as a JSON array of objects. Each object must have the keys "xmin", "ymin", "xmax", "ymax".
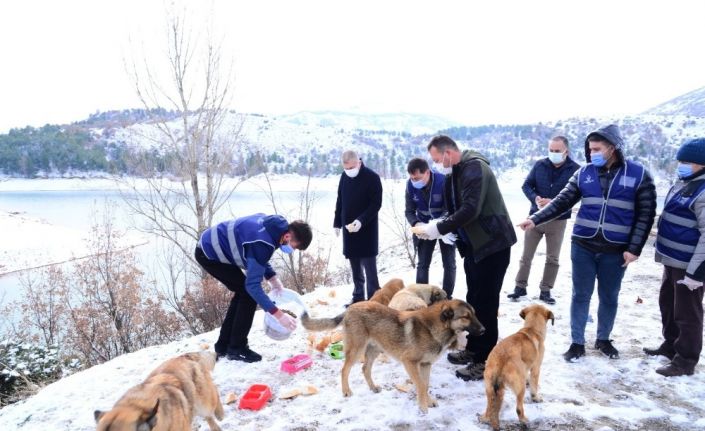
[
  {"xmin": 388, "ymin": 283, "xmax": 447, "ymax": 311},
  {"xmin": 301, "ymin": 299, "xmax": 485, "ymax": 413},
  {"xmin": 368, "ymin": 278, "xmax": 405, "ymax": 305},
  {"xmin": 95, "ymin": 351, "xmax": 224, "ymax": 431},
  {"xmin": 480, "ymin": 304, "xmax": 554, "ymax": 431}
]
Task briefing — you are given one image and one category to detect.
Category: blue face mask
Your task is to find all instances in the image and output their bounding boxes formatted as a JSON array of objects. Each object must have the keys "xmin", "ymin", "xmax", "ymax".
[
  {"xmin": 591, "ymin": 152, "xmax": 606, "ymax": 167},
  {"xmin": 411, "ymin": 178, "xmax": 426, "ymax": 189},
  {"xmin": 280, "ymin": 243, "xmax": 294, "ymax": 254},
  {"xmin": 677, "ymin": 163, "xmax": 693, "ymax": 179}
]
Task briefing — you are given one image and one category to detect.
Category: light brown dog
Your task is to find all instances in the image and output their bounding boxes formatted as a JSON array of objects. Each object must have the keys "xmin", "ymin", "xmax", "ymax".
[
  {"xmin": 388, "ymin": 283, "xmax": 447, "ymax": 311},
  {"xmin": 95, "ymin": 351, "xmax": 224, "ymax": 431},
  {"xmin": 301, "ymin": 299, "xmax": 485, "ymax": 413},
  {"xmin": 480, "ymin": 304, "xmax": 554, "ymax": 431},
  {"xmin": 368, "ymin": 278, "xmax": 405, "ymax": 305}
]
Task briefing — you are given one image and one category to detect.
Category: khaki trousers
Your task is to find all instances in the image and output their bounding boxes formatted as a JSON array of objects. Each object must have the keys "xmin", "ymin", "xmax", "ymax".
[{"xmin": 514, "ymin": 218, "xmax": 567, "ymax": 292}]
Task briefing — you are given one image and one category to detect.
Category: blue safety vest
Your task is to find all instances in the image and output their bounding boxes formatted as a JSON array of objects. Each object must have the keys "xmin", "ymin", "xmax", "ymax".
[
  {"xmin": 198, "ymin": 213, "xmax": 276, "ymax": 270},
  {"xmin": 656, "ymin": 180, "xmax": 705, "ymax": 265},
  {"xmin": 573, "ymin": 161, "xmax": 644, "ymax": 244},
  {"xmin": 407, "ymin": 171, "xmax": 445, "ymax": 223}
]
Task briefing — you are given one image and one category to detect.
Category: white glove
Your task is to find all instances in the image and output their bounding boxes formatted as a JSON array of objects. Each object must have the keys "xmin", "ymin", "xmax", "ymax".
[
  {"xmin": 441, "ymin": 232, "xmax": 457, "ymax": 245},
  {"xmin": 677, "ymin": 276, "xmax": 703, "ymax": 291},
  {"xmin": 335, "ymin": 227, "xmax": 341, "ymax": 237},
  {"xmin": 419, "ymin": 219, "xmax": 441, "ymax": 240},
  {"xmin": 346, "ymin": 219, "xmax": 362, "ymax": 233},
  {"xmin": 269, "ymin": 276, "xmax": 284, "ymax": 294},
  {"xmin": 274, "ymin": 310, "xmax": 297, "ymax": 331}
]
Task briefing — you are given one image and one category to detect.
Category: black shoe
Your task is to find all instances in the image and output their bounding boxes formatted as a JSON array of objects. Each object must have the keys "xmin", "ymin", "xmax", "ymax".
[
  {"xmin": 226, "ymin": 346, "xmax": 262, "ymax": 363},
  {"xmin": 344, "ymin": 298, "xmax": 365, "ymax": 308},
  {"xmin": 595, "ymin": 339, "xmax": 619, "ymax": 359},
  {"xmin": 507, "ymin": 287, "xmax": 527, "ymax": 300},
  {"xmin": 563, "ymin": 343, "xmax": 585, "ymax": 362},
  {"xmin": 447, "ymin": 349, "xmax": 475, "ymax": 365},
  {"xmin": 215, "ymin": 351, "xmax": 226, "ymax": 361},
  {"xmin": 643, "ymin": 345, "xmax": 675, "ymax": 360},
  {"xmin": 655, "ymin": 362, "xmax": 694, "ymax": 377},
  {"xmin": 539, "ymin": 291, "xmax": 556, "ymax": 305},
  {"xmin": 456, "ymin": 362, "xmax": 485, "ymax": 381}
]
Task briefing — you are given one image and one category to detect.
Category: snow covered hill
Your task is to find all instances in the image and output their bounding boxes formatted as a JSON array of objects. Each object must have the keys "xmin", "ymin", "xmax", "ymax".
[{"xmin": 644, "ymin": 86, "xmax": 705, "ymax": 117}]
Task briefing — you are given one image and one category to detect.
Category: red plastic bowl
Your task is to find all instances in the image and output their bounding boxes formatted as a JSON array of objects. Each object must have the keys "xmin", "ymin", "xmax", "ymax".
[
  {"xmin": 280, "ymin": 354, "xmax": 313, "ymax": 374},
  {"xmin": 238, "ymin": 384, "xmax": 272, "ymax": 410}
]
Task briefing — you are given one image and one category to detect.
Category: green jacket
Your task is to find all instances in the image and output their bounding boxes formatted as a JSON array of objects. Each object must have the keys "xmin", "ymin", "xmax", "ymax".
[{"xmin": 437, "ymin": 150, "xmax": 516, "ymax": 262}]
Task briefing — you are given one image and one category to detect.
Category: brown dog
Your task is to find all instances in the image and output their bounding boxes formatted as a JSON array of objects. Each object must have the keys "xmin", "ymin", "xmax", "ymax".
[
  {"xmin": 95, "ymin": 351, "xmax": 224, "ymax": 431},
  {"xmin": 388, "ymin": 283, "xmax": 447, "ymax": 311},
  {"xmin": 301, "ymin": 299, "xmax": 485, "ymax": 413},
  {"xmin": 369, "ymin": 278, "xmax": 405, "ymax": 305},
  {"xmin": 480, "ymin": 304, "xmax": 554, "ymax": 431}
]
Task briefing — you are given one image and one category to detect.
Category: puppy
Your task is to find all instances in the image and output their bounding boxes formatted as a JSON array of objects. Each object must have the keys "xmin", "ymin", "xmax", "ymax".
[
  {"xmin": 388, "ymin": 283, "xmax": 447, "ymax": 311},
  {"xmin": 369, "ymin": 278, "xmax": 405, "ymax": 306},
  {"xmin": 95, "ymin": 351, "xmax": 224, "ymax": 431},
  {"xmin": 480, "ymin": 304, "xmax": 554, "ymax": 431}
]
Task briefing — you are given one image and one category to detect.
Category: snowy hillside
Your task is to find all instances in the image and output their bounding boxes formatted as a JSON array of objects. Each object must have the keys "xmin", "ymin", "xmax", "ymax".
[{"xmin": 644, "ymin": 86, "xmax": 705, "ymax": 117}]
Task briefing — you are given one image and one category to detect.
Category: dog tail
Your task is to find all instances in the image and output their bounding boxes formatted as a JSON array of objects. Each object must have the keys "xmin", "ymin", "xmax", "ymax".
[{"xmin": 301, "ymin": 311, "xmax": 345, "ymax": 331}]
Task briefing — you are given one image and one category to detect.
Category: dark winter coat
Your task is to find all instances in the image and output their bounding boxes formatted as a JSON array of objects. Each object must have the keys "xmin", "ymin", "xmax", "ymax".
[
  {"xmin": 522, "ymin": 156, "xmax": 580, "ymax": 219},
  {"xmin": 334, "ymin": 162, "xmax": 383, "ymax": 258},
  {"xmin": 436, "ymin": 150, "xmax": 517, "ymax": 263},
  {"xmin": 531, "ymin": 125, "xmax": 657, "ymax": 255}
]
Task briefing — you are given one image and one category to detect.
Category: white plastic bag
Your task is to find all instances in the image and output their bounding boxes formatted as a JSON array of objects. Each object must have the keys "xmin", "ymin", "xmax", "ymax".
[{"xmin": 264, "ymin": 288, "xmax": 306, "ymax": 341}]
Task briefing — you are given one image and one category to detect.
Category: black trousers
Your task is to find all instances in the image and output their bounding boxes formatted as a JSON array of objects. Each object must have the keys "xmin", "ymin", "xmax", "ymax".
[
  {"xmin": 349, "ymin": 256, "xmax": 380, "ymax": 301},
  {"xmin": 463, "ymin": 247, "xmax": 511, "ymax": 363},
  {"xmin": 659, "ymin": 265, "xmax": 704, "ymax": 371},
  {"xmin": 416, "ymin": 237, "xmax": 457, "ymax": 298},
  {"xmin": 195, "ymin": 247, "xmax": 255, "ymax": 354}
]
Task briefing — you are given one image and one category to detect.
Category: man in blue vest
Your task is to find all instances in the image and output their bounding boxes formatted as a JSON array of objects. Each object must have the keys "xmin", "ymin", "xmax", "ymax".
[
  {"xmin": 508, "ymin": 136, "xmax": 580, "ymax": 304},
  {"xmin": 404, "ymin": 157, "xmax": 456, "ymax": 298},
  {"xmin": 646, "ymin": 137, "xmax": 705, "ymax": 377},
  {"xmin": 195, "ymin": 213, "xmax": 313, "ymax": 362},
  {"xmin": 518, "ymin": 125, "xmax": 656, "ymax": 361}
]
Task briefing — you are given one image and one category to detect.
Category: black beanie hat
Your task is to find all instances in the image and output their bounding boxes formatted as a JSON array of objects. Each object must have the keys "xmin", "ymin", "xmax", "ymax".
[{"xmin": 676, "ymin": 138, "xmax": 705, "ymax": 165}]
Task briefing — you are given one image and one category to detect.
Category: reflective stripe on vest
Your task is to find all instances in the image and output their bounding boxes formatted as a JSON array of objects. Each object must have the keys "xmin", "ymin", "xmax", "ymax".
[
  {"xmin": 198, "ymin": 214, "xmax": 275, "ymax": 270},
  {"xmin": 408, "ymin": 171, "xmax": 445, "ymax": 223},
  {"xmin": 573, "ymin": 161, "xmax": 644, "ymax": 243},
  {"xmin": 656, "ymin": 181, "xmax": 705, "ymax": 264}
]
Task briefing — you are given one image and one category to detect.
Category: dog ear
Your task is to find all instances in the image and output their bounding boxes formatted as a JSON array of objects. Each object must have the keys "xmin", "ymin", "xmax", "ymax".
[
  {"xmin": 441, "ymin": 305, "xmax": 454, "ymax": 322},
  {"xmin": 144, "ymin": 400, "xmax": 159, "ymax": 429},
  {"xmin": 94, "ymin": 410, "xmax": 105, "ymax": 423},
  {"xmin": 519, "ymin": 308, "xmax": 526, "ymax": 320},
  {"xmin": 547, "ymin": 310, "xmax": 555, "ymax": 326}
]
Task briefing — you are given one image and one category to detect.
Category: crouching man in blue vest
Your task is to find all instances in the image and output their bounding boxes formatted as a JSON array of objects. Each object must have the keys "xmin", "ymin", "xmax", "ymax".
[
  {"xmin": 518, "ymin": 125, "xmax": 656, "ymax": 361},
  {"xmin": 405, "ymin": 157, "xmax": 456, "ymax": 298},
  {"xmin": 646, "ymin": 138, "xmax": 705, "ymax": 377},
  {"xmin": 195, "ymin": 213, "xmax": 313, "ymax": 362}
]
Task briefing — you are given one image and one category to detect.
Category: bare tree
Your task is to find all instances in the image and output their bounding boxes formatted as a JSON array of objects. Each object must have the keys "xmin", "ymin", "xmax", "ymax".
[
  {"xmin": 381, "ymin": 181, "xmax": 417, "ymax": 268},
  {"xmin": 120, "ymin": 5, "xmax": 244, "ymax": 265}
]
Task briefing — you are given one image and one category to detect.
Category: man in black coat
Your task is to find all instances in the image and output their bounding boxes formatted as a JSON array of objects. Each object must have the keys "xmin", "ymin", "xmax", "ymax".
[{"xmin": 334, "ymin": 150, "xmax": 383, "ymax": 306}]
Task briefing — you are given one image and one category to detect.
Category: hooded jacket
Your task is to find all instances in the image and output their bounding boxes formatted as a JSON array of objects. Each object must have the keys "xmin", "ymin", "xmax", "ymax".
[{"xmin": 437, "ymin": 150, "xmax": 516, "ymax": 262}]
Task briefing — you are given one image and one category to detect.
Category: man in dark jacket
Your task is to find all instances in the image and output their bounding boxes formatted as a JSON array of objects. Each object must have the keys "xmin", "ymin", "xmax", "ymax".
[
  {"xmin": 519, "ymin": 124, "xmax": 656, "ymax": 362},
  {"xmin": 416, "ymin": 135, "xmax": 517, "ymax": 381},
  {"xmin": 195, "ymin": 213, "xmax": 313, "ymax": 362},
  {"xmin": 508, "ymin": 136, "xmax": 580, "ymax": 304},
  {"xmin": 646, "ymin": 137, "xmax": 705, "ymax": 377},
  {"xmin": 405, "ymin": 157, "xmax": 456, "ymax": 298},
  {"xmin": 334, "ymin": 150, "xmax": 383, "ymax": 306}
]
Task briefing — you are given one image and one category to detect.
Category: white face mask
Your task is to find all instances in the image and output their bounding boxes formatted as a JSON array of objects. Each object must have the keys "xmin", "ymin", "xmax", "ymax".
[
  {"xmin": 344, "ymin": 167, "xmax": 360, "ymax": 178},
  {"xmin": 548, "ymin": 151, "xmax": 565, "ymax": 164},
  {"xmin": 432, "ymin": 153, "xmax": 452, "ymax": 175}
]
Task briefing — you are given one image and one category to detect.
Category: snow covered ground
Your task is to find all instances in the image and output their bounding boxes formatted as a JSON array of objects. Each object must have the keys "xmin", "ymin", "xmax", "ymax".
[{"xmin": 1, "ymin": 173, "xmax": 704, "ymax": 430}]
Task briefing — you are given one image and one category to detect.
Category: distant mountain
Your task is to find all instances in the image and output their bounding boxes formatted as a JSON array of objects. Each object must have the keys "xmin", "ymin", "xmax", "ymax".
[{"xmin": 644, "ymin": 86, "xmax": 705, "ymax": 117}]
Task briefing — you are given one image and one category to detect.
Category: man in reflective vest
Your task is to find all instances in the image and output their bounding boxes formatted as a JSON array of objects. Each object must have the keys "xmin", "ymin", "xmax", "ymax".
[
  {"xmin": 646, "ymin": 137, "xmax": 705, "ymax": 377},
  {"xmin": 404, "ymin": 157, "xmax": 456, "ymax": 298},
  {"xmin": 195, "ymin": 213, "xmax": 313, "ymax": 362},
  {"xmin": 518, "ymin": 124, "xmax": 656, "ymax": 362}
]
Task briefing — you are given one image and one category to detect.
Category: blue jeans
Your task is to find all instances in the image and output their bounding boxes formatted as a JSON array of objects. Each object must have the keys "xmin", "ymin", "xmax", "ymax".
[
  {"xmin": 416, "ymin": 238, "xmax": 457, "ymax": 298},
  {"xmin": 570, "ymin": 242, "xmax": 627, "ymax": 345}
]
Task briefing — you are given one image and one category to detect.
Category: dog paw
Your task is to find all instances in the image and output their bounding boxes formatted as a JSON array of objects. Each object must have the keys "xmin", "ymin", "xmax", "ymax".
[
  {"xmin": 531, "ymin": 394, "xmax": 543, "ymax": 403},
  {"xmin": 476, "ymin": 413, "xmax": 489, "ymax": 424},
  {"xmin": 342, "ymin": 389, "xmax": 352, "ymax": 397},
  {"xmin": 428, "ymin": 397, "xmax": 438, "ymax": 408},
  {"xmin": 370, "ymin": 385, "xmax": 381, "ymax": 393},
  {"xmin": 418, "ymin": 404, "xmax": 429, "ymax": 414}
]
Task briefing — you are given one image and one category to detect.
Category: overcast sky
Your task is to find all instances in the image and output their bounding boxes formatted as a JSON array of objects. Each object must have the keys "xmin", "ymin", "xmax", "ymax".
[{"xmin": 1, "ymin": 0, "xmax": 704, "ymax": 132}]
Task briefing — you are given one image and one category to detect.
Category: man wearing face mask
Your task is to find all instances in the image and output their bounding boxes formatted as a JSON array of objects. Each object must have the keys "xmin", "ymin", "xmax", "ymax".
[
  {"xmin": 195, "ymin": 213, "xmax": 313, "ymax": 362},
  {"xmin": 518, "ymin": 124, "xmax": 656, "ymax": 362},
  {"xmin": 646, "ymin": 137, "xmax": 705, "ymax": 377},
  {"xmin": 416, "ymin": 135, "xmax": 516, "ymax": 381},
  {"xmin": 508, "ymin": 136, "xmax": 580, "ymax": 304},
  {"xmin": 334, "ymin": 150, "xmax": 383, "ymax": 306},
  {"xmin": 404, "ymin": 157, "xmax": 456, "ymax": 298}
]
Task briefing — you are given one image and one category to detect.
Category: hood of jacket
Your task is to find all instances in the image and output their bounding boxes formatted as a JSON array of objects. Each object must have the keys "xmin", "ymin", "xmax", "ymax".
[
  {"xmin": 584, "ymin": 124, "xmax": 625, "ymax": 164},
  {"xmin": 262, "ymin": 214, "xmax": 289, "ymax": 246}
]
